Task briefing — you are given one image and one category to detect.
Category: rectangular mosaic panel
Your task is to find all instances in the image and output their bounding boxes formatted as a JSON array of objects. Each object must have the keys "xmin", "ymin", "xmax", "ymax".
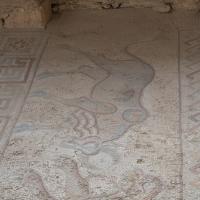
[
  {"xmin": 0, "ymin": 32, "xmax": 45, "ymax": 56},
  {"xmin": 0, "ymin": 57, "xmax": 33, "ymax": 83},
  {"xmin": 0, "ymin": 98, "xmax": 12, "ymax": 110}
]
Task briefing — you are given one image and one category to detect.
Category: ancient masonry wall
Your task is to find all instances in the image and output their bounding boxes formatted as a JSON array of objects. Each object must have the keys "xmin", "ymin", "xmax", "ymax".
[
  {"xmin": 0, "ymin": 0, "xmax": 200, "ymax": 28},
  {"xmin": 0, "ymin": 0, "xmax": 52, "ymax": 28},
  {"xmin": 52, "ymin": 0, "xmax": 200, "ymax": 11}
]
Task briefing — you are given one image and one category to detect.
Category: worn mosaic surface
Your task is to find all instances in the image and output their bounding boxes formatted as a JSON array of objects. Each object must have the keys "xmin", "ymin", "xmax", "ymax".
[
  {"xmin": 0, "ymin": 9, "xmax": 200, "ymax": 200},
  {"xmin": 0, "ymin": 31, "xmax": 47, "ymax": 156},
  {"xmin": 180, "ymin": 30, "xmax": 200, "ymax": 199}
]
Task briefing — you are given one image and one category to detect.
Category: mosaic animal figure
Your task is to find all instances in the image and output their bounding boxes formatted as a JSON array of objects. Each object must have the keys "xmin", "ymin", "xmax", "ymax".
[{"xmin": 41, "ymin": 43, "xmax": 154, "ymax": 155}]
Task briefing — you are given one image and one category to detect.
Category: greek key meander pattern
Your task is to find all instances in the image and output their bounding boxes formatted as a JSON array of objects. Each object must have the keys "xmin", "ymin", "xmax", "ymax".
[{"xmin": 0, "ymin": 31, "xmax": 47, "ymax": 158}]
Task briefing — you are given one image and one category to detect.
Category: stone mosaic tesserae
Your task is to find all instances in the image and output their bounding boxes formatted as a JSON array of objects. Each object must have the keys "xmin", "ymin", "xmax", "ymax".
[{"xmin": 0, "ymin": 5, "xmax": 200, "ymax": 200}]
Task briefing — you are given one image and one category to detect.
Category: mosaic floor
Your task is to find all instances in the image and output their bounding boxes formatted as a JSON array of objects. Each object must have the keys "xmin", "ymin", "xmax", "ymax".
[{"xmin": 0, "ymin": 8, "xmax": 200, "ymax": 200}]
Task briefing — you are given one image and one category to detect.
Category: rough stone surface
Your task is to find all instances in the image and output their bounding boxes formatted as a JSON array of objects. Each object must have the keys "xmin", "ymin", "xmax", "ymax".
[
  {"xmin": 52, "ymin": 0, "xmax": 200, "ymax": 11},
  {"xmin": 0, "ymin": 8, "xmax": 200, "ymax": 200},
  {"xmin": 0, "ymin": 0, "xmax": 52, "ymax": 28},
  {"xmin": 0, "ymin": 0, "xmax": 200, "ymax": 28}
]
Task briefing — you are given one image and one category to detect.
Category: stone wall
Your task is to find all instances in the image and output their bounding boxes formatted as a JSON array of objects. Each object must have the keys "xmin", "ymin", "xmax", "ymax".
[
  {"xmin": 0, "ymin": 0, "xmax": 199, "ymax": 28},
  {"xmin": 52, "ymin": 0, "xmax": 200, "ymax": 11},
  {"xmin": 0, "ymin": 0, "xmax": 52, "ymax": 28}
]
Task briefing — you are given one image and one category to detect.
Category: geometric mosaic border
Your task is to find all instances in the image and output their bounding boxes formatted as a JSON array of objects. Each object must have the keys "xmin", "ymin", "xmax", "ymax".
[
  {"xmin": 179, "ymin": 29, "xmax": 200, "ymax": 199},
  {"xmin": 0, "ymin": 31, "xmax": 48, "ymax": 159}
]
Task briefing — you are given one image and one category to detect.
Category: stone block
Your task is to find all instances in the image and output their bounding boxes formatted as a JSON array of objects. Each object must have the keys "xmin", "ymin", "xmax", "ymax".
[{"xmin": 0, "ymin": 0, "xmax": 52, "ymax": 28}]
